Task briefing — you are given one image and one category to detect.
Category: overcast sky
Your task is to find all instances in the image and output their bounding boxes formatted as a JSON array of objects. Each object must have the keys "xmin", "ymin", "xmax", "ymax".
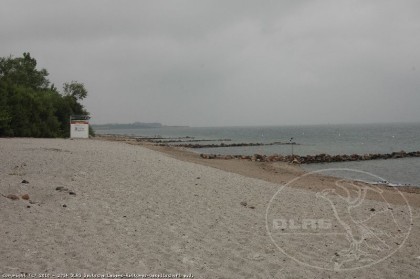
[{"xmin": 1, "ymin": 0, "xmax": 419, "ymax": 126}]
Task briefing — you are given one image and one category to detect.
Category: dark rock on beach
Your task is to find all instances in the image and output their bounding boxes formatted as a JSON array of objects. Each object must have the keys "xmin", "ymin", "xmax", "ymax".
[{"xmin": 56, "ymin": 186, "xmax": 69, "ymax": 192}]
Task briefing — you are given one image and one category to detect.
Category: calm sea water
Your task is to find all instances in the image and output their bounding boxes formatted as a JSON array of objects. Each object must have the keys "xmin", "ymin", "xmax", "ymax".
[{"xmin": 94, "ymin": 123, "xmax": 420, "ymax": 186}]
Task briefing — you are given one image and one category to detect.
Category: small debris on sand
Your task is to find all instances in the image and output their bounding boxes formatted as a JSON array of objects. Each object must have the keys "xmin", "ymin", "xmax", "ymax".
[
  {"xmin": 21, "ymin": 180, "xmax": 29, "ymax": 184},
  {"xmin": 6, "ymin": 194, "xmax": 20, "ymax": 200},
  {"xmin": 21, "ymin": 194, "xmax": 30, "ymax": 200},
  {"xmin": 240, "ymin": 201, "xmax": 247, "ymax": 207}
]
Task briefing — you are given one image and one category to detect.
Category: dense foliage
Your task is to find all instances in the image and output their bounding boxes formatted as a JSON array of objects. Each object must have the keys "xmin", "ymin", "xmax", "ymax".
[{"xmin": 0, "ymin": 53, "xmax": 90, "ymax": 137}]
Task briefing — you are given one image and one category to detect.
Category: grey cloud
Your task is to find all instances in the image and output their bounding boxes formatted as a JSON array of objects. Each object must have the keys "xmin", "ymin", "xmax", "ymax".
[{"xmin": 1, "ymin": 0, "xmax": 419, "ymax": 126}]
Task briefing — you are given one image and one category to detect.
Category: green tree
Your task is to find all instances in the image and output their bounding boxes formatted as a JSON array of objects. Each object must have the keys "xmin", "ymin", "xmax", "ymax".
[
  {"xmin": 0, "ymin": 53, "xmax": 91, "ymax": 138},
  {"xmin": 63, "ymin": 81, "xmax": 88, "ymax": 100},
  {"xmin": 0, "ymin": 52, "xmax": 50, "ymax": 90}
]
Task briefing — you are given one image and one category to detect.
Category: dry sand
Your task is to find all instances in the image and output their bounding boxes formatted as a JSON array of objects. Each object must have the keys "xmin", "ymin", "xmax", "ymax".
[{"xmin": 1, "ymin": 138, "xmax": 420, "ymax": 278}]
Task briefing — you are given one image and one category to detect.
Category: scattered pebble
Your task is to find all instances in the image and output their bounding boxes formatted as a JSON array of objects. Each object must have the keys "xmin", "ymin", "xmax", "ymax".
[
  {"xmin": 6, "ymin": 194, "xmax": 19, "ymax": 200},
  {"xmin": 370, "ymin": 208, "xmax": 376, "ymax": 212},
  {"xmin": 250, "ymin": 253, "xmax": 264, "ymax": 261},
  {"xmin": 240, "ymin": 201, "xmax": 255, "ymax": 209},
  {"xmin": 21, "ymin": 180, "xmax": 29, "ymax": 184},
  {"xmin": 26, "ymin": 205, "xmax": 31, "ymax": 208},
  {"xmin": 69, "ymin": 191, "xmax": 76, "ymax": 196},
  {"xmin": 62, "ymin": 204, "xmax": 67, "ymax": 208},
  {"xmin": 21, "ymin": 194, "xmax": 30, "ymax": 200},
  {"xmin": 196, "ymin": 177, "xmax": 201, "ymax": 179}
]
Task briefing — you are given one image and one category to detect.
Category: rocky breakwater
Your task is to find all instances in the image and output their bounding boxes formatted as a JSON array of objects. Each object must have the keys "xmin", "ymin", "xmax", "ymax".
[
  {"xmin": 152, "ymin": 138, "xmax": 232, "ymax": 143},
  {"xmin": 200, "ymin": 150, "xmax": 420, "ymax": 164},
  {"xmin": 158, "ymin": 141, "xmax": 298, "ymax": 149}
]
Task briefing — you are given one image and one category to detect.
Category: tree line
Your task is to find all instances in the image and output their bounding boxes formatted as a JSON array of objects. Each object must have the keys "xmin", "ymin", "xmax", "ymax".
[{"xmin": 0, "ymin": 53, "xmax": 92, "ymax": 137}]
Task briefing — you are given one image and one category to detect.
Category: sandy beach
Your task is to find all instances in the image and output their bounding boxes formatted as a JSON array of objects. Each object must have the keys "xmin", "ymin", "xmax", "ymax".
[{"xmin": 1, "ymin": 138, "xmax": 420, "ymax": 278}]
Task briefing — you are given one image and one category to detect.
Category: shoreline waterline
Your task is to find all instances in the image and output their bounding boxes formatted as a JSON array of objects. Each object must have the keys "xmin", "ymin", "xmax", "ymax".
[
  {"xmin": 94, "ymin": 134, "xmax": 420, "ymax": 205},
  {"xmin": 95, "ymin": 133, "xmax": 420, "ymax": 188},
  {"xmin": 93, "ymin": 122, "xmax": 420, "ymax": 187}
]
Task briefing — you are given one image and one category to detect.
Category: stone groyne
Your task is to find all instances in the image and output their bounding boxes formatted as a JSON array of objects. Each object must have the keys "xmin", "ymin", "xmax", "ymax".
[
  {"xmin": 199, "ymin": 151, "xmax": 420, "ymax": 164},
  {"xmin": 152, "ymin": 138, "xmax": 232, "ymax": 143},
  {"xmin": 157, "ymin": 142, "xmax": 298, "ymax": 149}
]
